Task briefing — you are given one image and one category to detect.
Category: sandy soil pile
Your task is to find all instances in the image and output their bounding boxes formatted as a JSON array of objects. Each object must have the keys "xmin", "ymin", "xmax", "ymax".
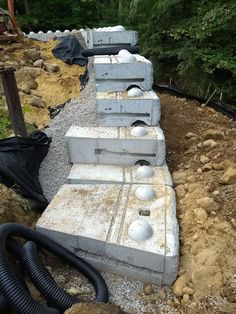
[{"xmin": 0, "ymin": 38, "xmax": 84, "ymax": 127}]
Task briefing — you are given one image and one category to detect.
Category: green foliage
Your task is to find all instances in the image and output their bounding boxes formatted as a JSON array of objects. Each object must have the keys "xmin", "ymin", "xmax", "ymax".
[{"xmin": 128, "ymin": 0, "xmax": 236, "ymax": 104}]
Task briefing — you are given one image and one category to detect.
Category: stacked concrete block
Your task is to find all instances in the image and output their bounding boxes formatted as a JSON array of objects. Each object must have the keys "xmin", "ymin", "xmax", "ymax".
[
  {"xmin": 27, "ymin": 29, "xmax": 79, "ymax": 41},
  {"xmin": 36, "ymin": 183, "xmax": 178, "ymax": 285},
  {"xmin": 94, "ymin": 53, "xmax": 153, "ymax": 92},
  {"xmin": 68, "ymin": 163, "xmax": 172, "ymax": 186},
  {"xmin": 36, "ymin": 26, "xmax": 179, "ymax": 285},
  {"xmin": 80, "ymin": 26, "xmax": 138, "ymax": 49},
  {"xmin": 97, "ymin": 89, "xmax": 160, "ymax": 126},
  {"xmin": 65, "ymin": 126, "xmax": 165, "ymax": 166}
]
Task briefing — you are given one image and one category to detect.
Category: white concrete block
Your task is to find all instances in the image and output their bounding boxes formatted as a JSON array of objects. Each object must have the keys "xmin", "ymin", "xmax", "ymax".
[
  {"xmin": 97, "ymin": 90, "xmax": 160, "ymax": 126},
  {"xmin": 36, "ymin": 183, "xmax": 179, "ymax": 285},
  {"xmin": 65, "ymin": 126, "xmax": 166, "ymax": 166},
  {"xmin": 68, "ymin": 163, "xmax": 172, "ymax": 186},
  {"xmin": 80, "ymin": 30, "xmax": 138, "ymax": 49},
  {"xmin": 94, "ymin": 54, "xmax": 153, "ymax": 91}
]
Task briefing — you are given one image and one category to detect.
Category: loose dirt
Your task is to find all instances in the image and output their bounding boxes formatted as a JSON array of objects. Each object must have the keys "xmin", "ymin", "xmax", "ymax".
[{"xmin": 0, "ymin": 38, "xmax": 84, "ymax": 127}]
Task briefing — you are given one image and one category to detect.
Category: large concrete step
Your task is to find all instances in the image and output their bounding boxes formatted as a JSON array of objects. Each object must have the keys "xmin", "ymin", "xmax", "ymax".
[
  {"xmin": 65, "ymin": 126, "xmax": 166, "ymax": 166},
  {"xmin": 97, "ymin": 89, "xmax": 160, "ymax": 126},
  {"xmin": 68, "ymin": 163, "xmax": 172, "ymax": 186},
  {"xmin": 36, "ymin": 183, "xmax": 179, "ymax": 285},
  {"xmin": 94, "ymin": 54, "xmax": 153, "ymax": 92}
]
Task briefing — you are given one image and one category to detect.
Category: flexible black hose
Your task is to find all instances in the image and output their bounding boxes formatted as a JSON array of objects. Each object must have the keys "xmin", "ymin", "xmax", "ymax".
[
  {"xmin": 22, "ymin": 241, "xmax": 79, "ymax": 313},
  {"xmin": 0, "ymin": 223, "xmax": 109, "ymax": 314},
  {"xmin": 82, "ymin": 45, "xmax": 139, "ymax": 57}
]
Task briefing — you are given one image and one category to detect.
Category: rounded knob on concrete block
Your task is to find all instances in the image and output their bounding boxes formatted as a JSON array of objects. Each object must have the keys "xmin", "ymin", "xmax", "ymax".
[
  {"xmin": 120, "ymin": 54, "xmax": 136, "ymax": 63},
  {"xmin": 128, "ymin": 220, "xmax": 153, "ymax": 241},
  {"xmin": 38, "ymin": 31, "xmax": 43, "ymax": 34},
  {"xmin": 113, "ymin": 25, "xmax": 125, "ymax": 31},
  {"xmin": 64, "ymin": 30, "xmax": 70, "ymax": 34},
  {"xmin": 128, "ymin": 87, "xmax": 143, "ymax": 97},
  {"xmin": 29, "ymin": 31, "xmax": 35, "ymax": 35},
  {"xmin": 131, "ymin": 126, "xmax": 148, "ymax": 137},
  {"xmin": 55, "ymin": 30, "xmax": 61, "ymax": 34},
  {"xmin": 135, "ymin": 186, "xmax": 156, "ymax": 201},
  {"xmin": 137, "ymin": 166, "xmax": 154, "ymax": 178},
  {"xmin": 47, "ymin": 30, "xmax": 53, "ymax": 34},
  {"xmin": 118, "ymin": 49, "xmax": 130, "ymax": 58}
]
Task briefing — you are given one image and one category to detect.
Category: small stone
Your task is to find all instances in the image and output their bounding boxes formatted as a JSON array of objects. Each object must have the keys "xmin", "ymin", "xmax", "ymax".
[
  {"xmin": 192, "ymin": 234, "xmax": 199, "ymax": 241},
  {"xmin": 197, "ymin": 143, "xmax": 202, "ymax": 148},
  {"xmin": 182, "ymin": 287, "xmax": 194, "ymax": 295},
  {"xmin": 197, "ymin": 168, "xmax": 202, "ymax": 173},
  {"xmin": 204, "ymin": 129, "xmax": 224, "ymax": 140},
  {"xmin": 67, "ymin": 287, "xmax": 79, "ymax": 296},
  {"xmin": 219, "ymin": 168, "xmax": 236, "ymax": 185},
  {"xmin": 197, "ymin": 197, "xmax": 219, "ymax": 213},
  {"xmin": 44, "ymin": 62, "xmax": 59, "ymax": 73},
  {"xmin": 31, "ymin": 89, "xmax": 42, "ymax": 98},
  {"xmin": 172, "ymin": 171, "xmax": 187, "ymax": 187},
  {"xmin": 29, "ymin": 97, "xmax": 45, "ymax": 108},
  {"xmin": 182, "ymin": 294, "xmax": 190, "ymax": 304},
  {"xmin": 185, "ymin": 132, "xmax": 198, "ymax": 139},
  {"xmin": 212, "ymin": 163, "xmax": 223, "ymax": 171},
  {"xmin": 158, "ymin": 287, "xmax": 166, "ymax": 300},
  {"xmin": 34, "ymin": 59, "xmax": 44, "ymax": 68},
  {"xmin": 200, "ymin": 155, "xmax": 210, "ymax": 164},
  {"xmin": 143, "ymin": 283, "xmax": 154, "ymax": 295},
  {"xmin": 175, "ymin": 184, "xmax": 186, "ymax": 199},
  {"xmin": 202, "ymin": 163, "xmax": 212, "ymax": 172},
  {"xmin": 195, "ymin": 208, "xmax": 208, "ymax": 222},
  {"xmin": 203, "ymin": 139, "xmax": 217, "ymax": 148},
  {"xmin": 173, "ymin": 296, "xmax": 181, "ymax": 305},
  {"xmin": 173, "ymin": 273, "xmax": 188, "ymax": 297},
  {"xmin": 212, "ymin": 190, "xmax": 219, "ymax": 196}
]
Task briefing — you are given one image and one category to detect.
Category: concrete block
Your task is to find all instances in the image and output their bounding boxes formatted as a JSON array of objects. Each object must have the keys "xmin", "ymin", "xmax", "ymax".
[
  {"xmin": 81, "ymin": 30, "xmax": 138, "ymax": 49},
  {"xmin": 68, "ymin": 163, "xmax": 172, "ymax": 186},
  {"xmin": 65, "ymin": 126, "xmax": 166, "ymax": 166},
  {"xmin": 97, "ymin": 90, "xmax": 160, "ymax": 126},
  {"xmin": 36, "ymin": 183, "xmax": 179, "ymax": 285},
  {"xmin": 94, "ymin": 54, "xmax": 153, "ymax": 91}
]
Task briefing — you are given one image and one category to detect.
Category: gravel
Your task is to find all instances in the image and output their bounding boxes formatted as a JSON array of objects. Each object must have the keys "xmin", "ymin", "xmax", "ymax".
[{"xmin": 39, "ymin": 60, "xmax": 98, "ymax": 201}]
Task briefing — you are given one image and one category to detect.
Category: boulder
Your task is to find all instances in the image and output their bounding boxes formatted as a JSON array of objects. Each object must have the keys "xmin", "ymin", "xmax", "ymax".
[
  {"xmin": 204, "ymin": 129, "xmax": 224, "ymax": 140},
  {"xmin": 203, "ymin": 139, "xmax": 217, "ymax": 148},
  {"xmin": 29, "ymin": 96, "xmax": 45, "ymax": 108},
  {"xmin": 24, "ymin": 48, "xmax": 41, "ymax": 62},
  {"xmin": 34, "ymin": 59, "xmax": 44, "ymax": 68},
  {"xmin": 197, "ymin": 197, "xmax": 219, "ymax": 213},
  {"xmin": 172, "ymin": 171, "xmax": 187, "ymax": 187},
  {"xmin": 44, "ymin": 63, "xmax": 59, "ymax": 73},
  {"xmin": 200, "ymin": 155, "xmax": 210, "ymax": 164}
]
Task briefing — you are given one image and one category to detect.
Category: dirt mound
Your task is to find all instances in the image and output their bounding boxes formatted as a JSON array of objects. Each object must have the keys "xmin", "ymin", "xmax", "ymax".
[
  {"xmin": 0, "ymin": 38, "xmax": 84, "ymax": 127},
  {"xmin": 159, "ymin": 94, "xmax": 236, "ymax": 311}
]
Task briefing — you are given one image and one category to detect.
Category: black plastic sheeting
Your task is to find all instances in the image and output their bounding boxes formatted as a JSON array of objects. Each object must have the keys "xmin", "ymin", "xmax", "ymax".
[
  {"xmin": 0, "ymin": 131, "xmax": 51, "ymax": 211},
  {"xmin": 52, "ymin": 35, "xmax": 139, "ymax": 66},
  {"xmin": 154, "ymin": 84, "xmax": 236, "ymax": 120},
  {"xmin": 52, "ymin": 35, "xmax": 88, "ymax": 66}
]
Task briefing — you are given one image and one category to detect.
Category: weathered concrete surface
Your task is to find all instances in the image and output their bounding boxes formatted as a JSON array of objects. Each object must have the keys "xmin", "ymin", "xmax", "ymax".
[
  {"xmin": 36, "ymin": 183, "xmax": 179, "ymax": 285},
  {"xmin": 94, "ymin": 55, "xmax": 153, "ymax": 91},
  {"xmin": 68, "ymin": 163, "xmax": 172, "ymax": 186},
  {"xmin": 81, "ymin": 30, "xmax": 138, "ymax": 49},
  {"xmin": 97, "ymin": 90, "xmax": 160, "ymax": 126},
  {"xmin": 65, "ymin": 126, "xmax": 166, "ymax": 166}
]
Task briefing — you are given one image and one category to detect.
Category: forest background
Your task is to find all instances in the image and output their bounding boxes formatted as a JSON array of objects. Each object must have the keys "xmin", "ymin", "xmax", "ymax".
[{"xmin": 1, "ymin": 0, "xmax": 236, "ymax": 106}]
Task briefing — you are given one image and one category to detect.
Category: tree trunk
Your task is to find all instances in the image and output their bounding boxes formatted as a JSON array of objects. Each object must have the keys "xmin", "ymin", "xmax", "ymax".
[
  {"xmin": 118, "ymin": 0, "xmax": 123, "ymax": 22},
  {"xmin": 23, "ymin": 0, "xmax": 30, "ymax": 14}
]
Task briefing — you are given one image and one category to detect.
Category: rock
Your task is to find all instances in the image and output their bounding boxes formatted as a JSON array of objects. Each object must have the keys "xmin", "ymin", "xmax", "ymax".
[
  {"xmin": 24, "ymin": 48, "xmax": 41, "ymax": 62},
  {"xmin": 66, "ymin": 287, "xmax": 79, "ymax": 296},
  {"xmin": 220, "ymin": 168, "xmax": 236, "ymax": 185},
  {"xmin": 182, "ymin": 287, "xmax": 194, "ymax": 295},
  {"xmin": 143, "ymin": 283, "xmax": 154, "ymax": 295},
  {"xmin": 44, "ymin": 63, "xmax": 59, "ymax": 73},
  {"xmin": 197, "ymin": 168, "xmax": 202, "ymax": 173},
  {"xmin": 192, "ymin": 234, "xmax": 199, "ymax": 241},
  {"xmin": 182, "ymin": 294, "xmax": 190, "ymax": 304},
  {"xmin": 0, "ymin": 61, "xmax": 4, "ymax": 67},
  {"xmin": 185, "ymin": 132, "xmax": 198, "ymax": 139},
  {"xmin": 34, "ymin": 59, "xmax": 44, "ymax": 68},
  {"xmin": 173, "ymin": 273, "xmax": 189, "ymax": 297},
  {"xmin": 204, "ymin": 129, "xmax": 224, "ymax": 140},
  {"xmin": 212, "ymin": 190, "xmax": 219, "ymax": 196},
  {"xmin": 16, "ymin": 68, "xmax": 38, "ymax": 93},
  {"xmin": 197, "ymin": 197, "xmax": 219, "ymax": 213},
  {"xmin": 202, "ymin": 163, "xmax": 212, "ymax": 172},
  {"xmin": 31, "ymin": 90, "xmax": 42, "ymax": 98},
  {"xmin": 23, "ymin": 66, "xmax": 42, "ymax": 79},
  {"xmin": 175, "ymin": 184, "xmax": 186, "ymax": 199},
  {"xmin": 195, "ymin": 208, "xmax": 208, "ymax": 222},
  {"xmin": 212, "ymin": 163, "xmax": 223, "ymax": 171},
  {"xmin": 29, "ymin": 97, "xmax": 45, "ymax": 108},
  {"xmin": 187, "ymin": 175, "xmax": 195, "ymax": 183},
  {"xmin": 200, "ymin": 155, "xmax": 210, "ymax": 164},
  {"xmin": 203, "ymin": 139, "xmax": 217, "ymax": 148},
  {"xmin": 197, "ymin": 143, "xmax": 202, "ymax": 148},
  {"xmin": 158, "ymin": 287, "xmax": 166, "ymax": 300},
  {"xmin": 172, "ymin": 171, "xmax": 187, "ymax": 187}
]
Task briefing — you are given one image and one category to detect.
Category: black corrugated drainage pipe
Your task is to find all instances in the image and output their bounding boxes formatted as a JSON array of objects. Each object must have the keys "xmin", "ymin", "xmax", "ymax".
[{"xmin": 0, "ymin": 223, "xmax": 109, "ymax": 314}]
